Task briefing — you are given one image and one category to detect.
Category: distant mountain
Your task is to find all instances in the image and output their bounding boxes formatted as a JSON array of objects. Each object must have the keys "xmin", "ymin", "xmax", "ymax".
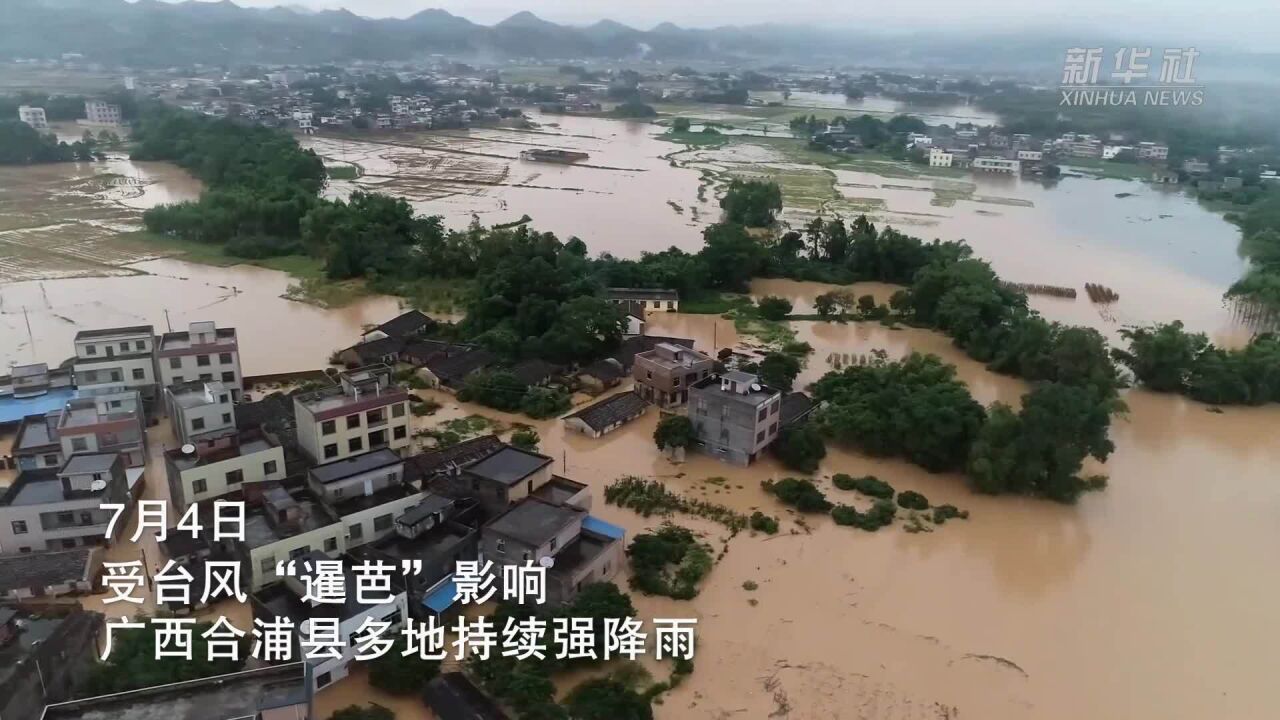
[{"xmin": 0, "ymin": 0, "xmax": 1272, "ymax": 81}]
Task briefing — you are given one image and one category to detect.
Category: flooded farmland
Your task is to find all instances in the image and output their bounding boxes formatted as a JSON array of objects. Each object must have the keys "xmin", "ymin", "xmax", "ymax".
[{"xmin": 2, "ymin": 112, "xmax": 1279, "ymax": 720}]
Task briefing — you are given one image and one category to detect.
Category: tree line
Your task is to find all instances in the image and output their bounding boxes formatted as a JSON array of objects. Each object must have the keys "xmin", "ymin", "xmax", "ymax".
[{"xmin": 0, "ymin": 120, "xmax": 100, "ymax": 164}]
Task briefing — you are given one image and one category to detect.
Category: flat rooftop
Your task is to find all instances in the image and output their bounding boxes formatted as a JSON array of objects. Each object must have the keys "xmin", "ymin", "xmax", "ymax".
[
  {"xmin": 167, "ymin": 381, "xmax": 231, "ymax": 409},
  {"xmin": 465, "ymin": 446, "xmax": 553, "ymax": 487},
  {"xmin": 0, "ymin": 387, "xmax": 76, "ymax": 424},
  {"xmin": 158, "ymin": 326, "xmax": 237, "ymax": 352},
  {"xmin": 74, "ymin": 325, "xmax": 154, "ymax": 340},
  {"xmin": 61, "ymin": 452, "xmax": 120, "ymax": 476},
  {"xmin": 14, "ymin": 412, "xmax": 59, "ymax": 451},
  {"xmin": 242, "ymin": 496, "xmax": 334, "ymax": 549},
  {"xmin": 309, "ymin": 447, "xmax": 402, "ymax": 485},
  {"xmin": 0, "ymin": 469, "xmax": 105, "ymax": 506},
  {"xmin": 40, "ymin": 663, "xmax": 310, "ymax": 720},
  {"xmin": 692, "ymin": 373, "xmax": 780, "ymax": 405},
  {"xmin": 167, "ymin": 433, "xmax": 276, "ymax": 472},
  {"xmin": 530, "ymin": 475, "xmax": 586, "ymax": 506},
  {"xmin": 485, "ymin": 498, "xmax": 583, "ymax": 547}
]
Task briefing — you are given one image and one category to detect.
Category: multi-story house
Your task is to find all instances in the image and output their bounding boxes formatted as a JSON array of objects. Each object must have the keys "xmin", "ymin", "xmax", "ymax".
[
  {"xmin": 13, "ymin": 412, "xmax": 64, "ymax": 470},
  {"xmin": 56, "ymin": 389, "xmax": 147, "ymax": 468},
  {"xmin": 479, "ymin": 495, "xmax": 625, "ymax": 606},
  {"xmin": 293, "ymin": 365, "xmax": 411, "ymax": 465},
  {"xmin": 688, "ymin": 371, "xmax": 783, "ymax": 466},
  {"xmin": 158, "ymin": 321, "xmax": 243, "ymax": 401},
  {"xmin": 428, "ymin": 444, "xmax": 555, "ymax": 516},
  {"xmin": 306, "ymin": 449, "xmax": 404, "ymax": 505},
  {"xmin": 72, "ymin": 326, "xmax": 159, "ymax": 401},
  {"xmin": 165, "ymin": 380, "xmax": 237, "ymax": 446},
  {"xmin": 1137, "ymin": 142, "xmax": 1170, "ymax": 161},
  {"xmin": 972, "ymin": 156, "xmax": 1021, "ymax": 174},
  {"xmin": 929, "ymin": 147, "xmax": 954, "ymax": 167},
  {"xmin": 164, "ymin": 428, "xmax": 286, "ymax": 511},
  {"xmin": 0, "ymin": 453, "xmax": 132, "ymax": 554},
  {"xmin": 83, "ymin": 100, "xmax": 122, "ymax": 125},
  {"xmin": 18, "ymin": 105, "xmax": 48, "ymax": 129},
  {"xmin": 251, "ymin": 554, "xmax": 408, "ymax": 691},
  {"xmin": 633, "ymin": 342, "xmax": 715, "ymax": 408}
]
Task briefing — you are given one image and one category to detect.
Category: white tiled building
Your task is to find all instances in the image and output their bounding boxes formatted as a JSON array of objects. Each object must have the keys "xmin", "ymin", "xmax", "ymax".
[
  {"xmin": 18, "ymin": 105, "xmax": 47, "ymax": 129},
  {"xmin": 158, "ymin": 321, "xmax": 243, "ymax": 401}
]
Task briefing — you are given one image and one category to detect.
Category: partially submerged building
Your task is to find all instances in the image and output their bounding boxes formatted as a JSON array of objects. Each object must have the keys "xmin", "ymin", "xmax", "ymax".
[
  {"xmin": 3, "ymin": 609, "xmax": 103, "ymax": 720},
  {"xmin": 633, "ymin": 342, "xmax": 715, "ymax": 408},
  {"xmin": 293, "ymin": 365, "xmax": 411, "ymax": 465},
  {"xmin": 0, "ymin": 453, "xmax": 132, "ymax": 554},
  {"xmin": 689, "ymin": 371, "xmax": 783, "ymax": 466},
  {"xmin": 164, "ymin": 428, "xmax": 285, "ymax": 511},
  {"xmin": 563, "ymin": 391, "xmax": 649, "ymax": 438},
  {"xmin": 0, "ymin": 547, "xmax": 101, "ymax": 599},
  {"xmin": 607, "ymin": 287, "xmax": 679, "ymax": 312},
  {"xmin": 72, "ymin": 326, "xmax": 159, "ymax": 401},
  {"xmin": 157, "ymin": 321, "xmax": 244, "ymax": 401},
  {"xmin": 56, "ymin": 388, "xmax": 147, "ymax": 468},
  {"xmin": 165, "ymin": 380, "xmax": 237, "ymax": 446}
]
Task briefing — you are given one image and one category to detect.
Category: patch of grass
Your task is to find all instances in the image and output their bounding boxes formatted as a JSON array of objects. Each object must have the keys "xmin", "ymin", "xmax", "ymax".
[
  {"xmin": 657, "ymin": 129, "xmax": 731, "ymax": 147},
  {"xmin": 680, "ymin": 292, "xmax": 753, "ymax": 315},
  {"xmin": 605, "ymin": 476, "xmax": 747, "ymax": 532},
  {"xmin": 1062, "ymin": 157, "xmax": 1149, "ymax": 180},
  {"xmin": 326, "ymin": 165, "xmax": 360, "ymax": 180},
  {"xmin": 749, "ymin": 511, "xmax": 779, "ymax": 534}
]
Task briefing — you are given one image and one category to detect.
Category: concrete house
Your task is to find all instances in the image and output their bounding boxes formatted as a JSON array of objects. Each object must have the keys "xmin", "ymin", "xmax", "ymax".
[
  {"xmin": 633, "ymin": 342, "xmax": 715, "ymax": 408},
  {"xmin": 306, "ymin": 448, "xmax": 404, "ymax": 504},
  {"xmin": 360, "ymin": 309, "xmax": 436, "ymax": 342},
  {"xmin": 165, "ymin": 380, "xmax": 237, "ymax": 446},
  {"xmin": 0, "ymin": 453, "xmax": 131, "ymax": 554},
  {"xmin": 56, "ymin": 389, "xmax": 147, "ymax": 468},
  {"xmin": 164, "ymin": 428, "xmax": 286, "ymax": 511},
  {"xmin": 0, "ymin": 547, "xmax": 101, "ymax": 599},
  {"xmin": 83, "ymin": 100, "xmax": 122, "ymax": 125},
  {"xmin": 479, "ymin": 497, "xmax": 625, "ymax": 606},
  {"xmin": 607, "ymin": 287, "xmax": 679, "ymax": 312},
  {"xmin": 688, "ymin": 371, "xmax": 783, "ymax": 466},
  {"xmin": 563, "ymin": 391, "xmax": 649, "ymax": 438},
  {"xmin": 13, "ymin": 412, "xmax": 64, "ymax": 470},
  {"xmin": 431, "ymin": 445, "xmax": 554, "ymax": 516},
  {"xmin": 293, "ymin": 365, "xmax": 411, "ymax": 465},
  {"xmin": 158, "ymin": 321, "xmax": 244, "ymax": 401},
  {"xmin": 252, "ymin": 553, "xmax": 409, "ymax": 691},
  {"xmin": 72, "ymin": 325, "xmax": 159, "ymax": 401},
  {"xmin": 18, "ymin": 105, "xmax": 48, "ymax": 129}
]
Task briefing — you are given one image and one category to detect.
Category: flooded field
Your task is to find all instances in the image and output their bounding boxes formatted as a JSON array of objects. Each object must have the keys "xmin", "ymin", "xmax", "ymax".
[
  {"xmin": 305, "ymin": 112, "xmax": 713, "ymax": 256},
  {"xmin": 752, "ymin": 89, "xmax": 1004, "ymax": 126}
]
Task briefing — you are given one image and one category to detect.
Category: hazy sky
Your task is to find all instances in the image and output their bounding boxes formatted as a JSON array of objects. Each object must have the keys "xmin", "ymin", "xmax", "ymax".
[{"xmin": 162, "ymin": 0, "xmax": 1277, "ymax": 47}]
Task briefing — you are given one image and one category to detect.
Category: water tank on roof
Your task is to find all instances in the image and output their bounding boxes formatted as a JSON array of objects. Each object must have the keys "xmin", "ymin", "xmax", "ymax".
[
  {"xmin": 90, "ymin": 479, "xmax": 107, "ymax": 492},
  {"xmin": 181, "ymin": 443, "xmax": 196, "ymax": 455}
]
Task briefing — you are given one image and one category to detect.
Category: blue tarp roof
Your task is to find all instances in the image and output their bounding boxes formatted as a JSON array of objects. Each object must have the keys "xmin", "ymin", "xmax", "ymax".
[
  {"xmin": 0, "ymin": 387, "xmax": 76, "ymax": 424},
  {"xmin": 581, "ymin": 515, "xmax": 626, "ymax": 541},
  {"xmin": 422, "ymin": 577, "xmax": 458, "ymax": 613}
]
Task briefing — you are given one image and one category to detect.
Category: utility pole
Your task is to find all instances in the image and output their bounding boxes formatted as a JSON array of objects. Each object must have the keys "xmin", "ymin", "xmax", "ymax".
[{"xmin": 163, "ymin": 309, "xmax": 172, "ymax": 333}]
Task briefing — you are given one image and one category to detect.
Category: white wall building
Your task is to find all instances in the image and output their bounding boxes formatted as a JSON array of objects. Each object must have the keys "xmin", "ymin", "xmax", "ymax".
[
  {"xmin": 1016, "ymin": 150, "xmax": 1044, "ymax": 161},
  {"xmin": 73, "ymin": 325, "xmax": 158, "ymax": 400},
  {"xmin": 84, "ymin": 101, "xmax": 122, "ymax": 126},
  {"xmin": 293, "ymin": 365, "xmax": 411, "ymax": 465},
  {"xmin": 973, "ymin": 156, "xmax": 1021, "ymax": 174},
  {"xmin": 165, "ymin": 380, "xmax": 237, "ymax": 446},
  {"xmin": 164, "ymin": 430, "xmax": 286, "ymax": 510},
  {"xmin": 929, "ymin": 148, "xmax": 954, "ymax": 167},
  {"xmin": 18, "ymin": 105, "xmax": 47, "ymax": 129},
  {"xmin": 158, "ymin": 321, "xmax": 244, "ymax": 400}
]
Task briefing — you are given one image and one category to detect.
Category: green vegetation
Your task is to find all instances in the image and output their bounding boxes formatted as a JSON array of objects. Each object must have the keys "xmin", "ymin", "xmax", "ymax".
[
  {"xmin": 896, "ymin": 490, "xmax": 929, "ymax": 510},
  {"xmin": 831, "ymin": 500, "xmax": 897, "ymax": 531},
  {"xmin": 757, "ymin": 351, "xmax": 802, "ymax": 391},
  {"xmin": 932, "ymin": 505, "xmax": 969, "ymax": 524},
  {"xmin": 610, "ymin": 100, "xmax": 658, "ymax": 118},
  {"xmin": 749, "ymin": 511, "xmax": 780, "ymax": 534},
  {"xmin": 604, "ymin": 476, "xmax": 747, "ymax": 531},
  {"xmin": 812, "ymin": 352, "xmax": 986, "ymax": 472},
  {"xmin": 832, "ymin": 473, "xmax": 894, "ymax": 499},
  {"xmin": 84, "ymin": 622, "xmax": 242, "ymax": 696},
  {"xmin": 566, "ymin": 678, "xmax": 654, "ymax": 720},
  {"xmin": 367, "ymin": 639, "xmax": 441, "ymax": 695},
  {"xmin": 720, "ymin": 178, "xmax": 783, "ymax": 227},
  {"xmin": 627, "ymin": 525, "xmax": 713, "ymax": 600},
  {"xmin": 457, "ymin": 370, "xmax": 571, "ymax": 419},
  {"xmin": 0, "ymin": 120, "xmax": 99, "ymax": 164},
  {"xmin": 772, "ymin": 423, "xmax": 826, "ymax": 473},
  {"xmin": 756, "ymin": 295, "xmax": 793, "ymax": 320},
  {"xmin": 510, "ymin": 426, "xmax": 540, "ymax": 452},
  {"xmin": 761, "ymin": 477, "xmax": 832, "ymax": 513},
  {"xmin": 326, "ymin": 165, "xmax": 360, "ymax": 180},
  {"xmin": 653, "ymin": 415, "xmax": 695, "ymax": 450},
  {"xmin": 1113, "ymin": 321, "xmax": 1280, "ymax": 405}
]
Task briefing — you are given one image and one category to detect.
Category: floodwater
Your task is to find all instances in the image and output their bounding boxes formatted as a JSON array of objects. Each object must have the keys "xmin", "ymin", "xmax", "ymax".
[
  {"xmin": 304, "ymin": 112, "xmax": 713, "ymax": 256},
  {"xmin": 753, "ymin": 90, "xmax": 1004, "ymax": 126}
]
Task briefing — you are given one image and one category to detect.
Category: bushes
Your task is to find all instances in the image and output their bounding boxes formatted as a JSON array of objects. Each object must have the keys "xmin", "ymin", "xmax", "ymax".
[
  {"xmin": 757, "ymin": 295, "xmax": 793, "ymax": 320},
  {"xmin": 896, "ymin": 490, "xmax": 929, "ymax": 510},
  {"xmin": 627, "ymin": 525, "xmax": 713, "ymax": 600},
  {"xmin": 772, "ymin": 424, "xmax": 826, "ymax": 472},
  {"xmin": 521, "ymin": 386, "xmax": 570, "ymax": 419},
  {"xmin": 604, "ymin": 476, "xmax": 747, "ymax": 531},
  {"xmin": 653, "ymin": 415, "xmax": 695, "ymax": 450},
  {"xmin": 510, "ymin": 427, "xmax": 540, "ymax": 451},
  {"xmin": 832, "ymin": 473, "xmax": 894, "ymax": 498},
  {"xmin": 932, "ymin": 504, "xmax": 970, "ymax": 524},
  {"xmin": 367, "ymin": 640, "xmax": 440, "ymax": 694},
  {"xmin": 761, "ymin": 477, "xmax": 832, "ymax": 512},
  {"xmin": 831, "ymin": 500, "xmax": 897, "ymax": 531},
  {"xmin": 749, "ymin": 511, "xmax": 779, "ymax": 534},
  {"xmin": 566, "ymin": 678, "xmax": 653, "ymax": 720}
]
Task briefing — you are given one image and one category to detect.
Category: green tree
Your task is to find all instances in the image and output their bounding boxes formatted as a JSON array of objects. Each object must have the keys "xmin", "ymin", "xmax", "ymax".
[
  {"xmin": 758, "ymin": 351, "xmax": 801, "ymax": 391},
  {"xmin": 1112, "ymin": 321, "xmax": 1207, "ymax": 392},
  {"xmin": 719, "ymin": 179, "xmax": 783, "ymax": 227},
  {"xmin": 671, "ymin": 117, "xmax": 691, "ymax": 132},
  {"xmin": 566, "ymin": 678, "xmax": 653, "ymax": 720},
  {"xmin": 756, "ymin": 295, "xmax": 793, "ymax": 320},
  {"xmin": 510, "ymin": 427, "xmax": 540, "ymax": 451},
  {"xmin": 367, "ymin": 641, "xmax": 441, "ymax": 695},
  {"xmin": 773, "ymin": 423, "xmax": 826, "ymax": 473},
  {"xmin": 699, "ymin": 222, "xmax": 764, "ymax": 291},
  {"xmin": 654, "ymin": 415, "xmax": 695, "ymax": 450}
]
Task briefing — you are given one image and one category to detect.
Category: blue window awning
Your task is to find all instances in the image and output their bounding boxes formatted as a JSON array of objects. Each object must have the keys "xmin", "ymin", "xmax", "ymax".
[
  {"xmin": 581, "ymin": 515, "xmax": 625, "ymax": 541},
  {"xmin": 422, "ymin": 577, "xmax": 458, "ymax": 613}
]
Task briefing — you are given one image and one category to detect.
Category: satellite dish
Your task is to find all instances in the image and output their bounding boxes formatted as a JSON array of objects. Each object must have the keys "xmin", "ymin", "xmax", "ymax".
[
  {"xmin": 538, "ymin": 556, "xmax": 555, "ymax": 569},
  {"xmin": 181, "ymin": 443, "xmax": 196, "ymax": 455},
  {"xmin": 751, "ymin": 383, "xmax": 762, "ymax": 391},
  {"xmin": 90, "ymin": 479, "xmax": 107, "ymax": 491}
]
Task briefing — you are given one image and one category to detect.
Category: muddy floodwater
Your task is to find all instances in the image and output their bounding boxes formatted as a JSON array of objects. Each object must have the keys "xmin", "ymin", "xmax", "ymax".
[
  {"xmin": 2, "ymin": 116, "xmax": 1278, "ymax": 720},
  {"xmin": 752, "ymin": 89, "xmax": 1004, "ymax": 126}
]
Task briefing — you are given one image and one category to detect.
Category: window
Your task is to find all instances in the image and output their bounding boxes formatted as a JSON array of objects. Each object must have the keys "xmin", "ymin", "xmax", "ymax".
[
  {"xmin": 756, "ymin": 430, "xmax": 765, "ymax": 443},
  {"xmin": 348, "ymin": 437, "xmax": 363, "ymax": 453},
  {"xmin": 771, "ymin": 401, "xmax": 780, "ymax": 415},
  {"xmin": 109, "ymin": 400, "xmax": 122, "ymax": 410},
  {"xmin": 226, "ymin": 469, "xmax": 244, "ymax": 485},
  {"xmin": 392, "ymin": 403, "xmax": 405, "ymax": 418},
  {"xmin": 120, "ymin": 342, "xmax": 129, "ymax": 352},
  {"xmin": 324, "ymin": 537, "xmax": 338, "ymax": 552},
  {"xmin": 110, "ymin": 370, "xmax": 122, "ymax": 382},
  {"xmin": 333, "ymin": 488, "xmax": 344, "ymax": 498},
  {"xmin": 19, "ymin": 547, "xmax": 31, "ymax": 554},
  {"xmin": 11, "ymin": 520, "xmax": 27, "ymax": 535},
  {"xmin": 197, "ymin": 355, "xmax": 211, "ymax": 367},
  {"xmin": 349, "ymin": 523, "xmax": 363, "ymax": 541},
  {"xmin": 673, "ymin": 376, "xmax": 681, "ymax": 387},
  {"xmin": 264, "ymin": 460, "xmax": 278, "ymax": 475},
  {"xmin": 43, "ymin": 453, "xmax": 59, "ymax": 465},
  {"xmin": 321, "ymin": 419, "xmax": 336, "ymax": 435},
  {"xmin": 369, "ymin": 430, "xmax": 386, "ymax": 448},
  {"xmin": 346, "ymin": 414, "xmax": 360, "ymax": 429},
  {"xmin": 289, "ymin": 546, "xmax": 310, "ymax": 560},
  {"xmin": 192, "ymin": 417, "xmax": 206, "ymax": 431},
  {"xmin": 80, "ymin": 511, "xmax": 94, "ymax": 526},
  {"xmin": 367, "ymin": 409, "xmax": 385, "ymax": 425},
  {"xmin": 83, "ymin": 370, "xmax": 98, "ymax": 383},
  {"xmin": 550, "ymin": 537, "xmax": 558, "ymax": 551},
  {"xmin": 668, "ymin": 301, "xmax": 675, "ymax": 309},
  {"xmin": 199, "ymin": 373, "xmax": 212, "ymax": 382},
  {"xmin": 221, "ymin": 413, "xmax": 232, "ymax": 424},
  {"xmin": 219, "ymin": 394, "xmax": 229, "ymax": 404},
  {"xmin": 62, "ymin": 539, "xmax": 77, "ymax": 549},
  {"xmin": 222, "ymin": 371, "xmax": 235, "ymax": 382},
  {"xmin": 86, "ymin": 344, "xmax": 97, "ymax": 355},
  {"xmin": 316, "ymin": 672, "xmax": 332, "ymax": 689},
  {"xmin": 219, "ymin": 352, "xmax": 232, "ymax": 364},
  {"xmin": 57, "ymin": 511, "xmax": 74, "ymax": 524},
  {"xmin": 260, "ymin": 556, "xmax": 276, "ymax": 573},
  {"xmin": 758, "ymin": 407, "xmax": 768, "ymax": 422},
  {"xmin": 169, "ymin": 357, "xmax": 182, "ymax": 369},
  {"xmin": 374, "ymin": 514, "xmax": 393, "ymax": 532},
  {"xmin": 173, "ymin": 375, "xmax": 184, "ymax": 383},
  {"xmin": 652, "ymin": 300, "xmax": 660, "ymax": 308},
  {"xmin": 71, "ymin": 437, "xmax": 88, "ymax": 452},
  {"xmin": 193, "ymin": 478, "xmax": 207, "ymax": 494},
  {"xmin": 323, "ymin": 444, "xmax": 338, "ymax": 459},
  {"xmin": 132, "ymin": 368, "xmax": 146, "ymax": 380},
  {"xmin": 135, "ymin": 340, "xmax": 147, "ymax": 351},
  {"xmin": 769, "ymin": 422, "xmax": 778, "ymax": 435},
  {"xmin": 393, "ymin": 425, "xmax": 407, "ymax": 440},
  {"xmin": 496, "ymin": 539, "xmax": 506, "ymax": 554}
]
